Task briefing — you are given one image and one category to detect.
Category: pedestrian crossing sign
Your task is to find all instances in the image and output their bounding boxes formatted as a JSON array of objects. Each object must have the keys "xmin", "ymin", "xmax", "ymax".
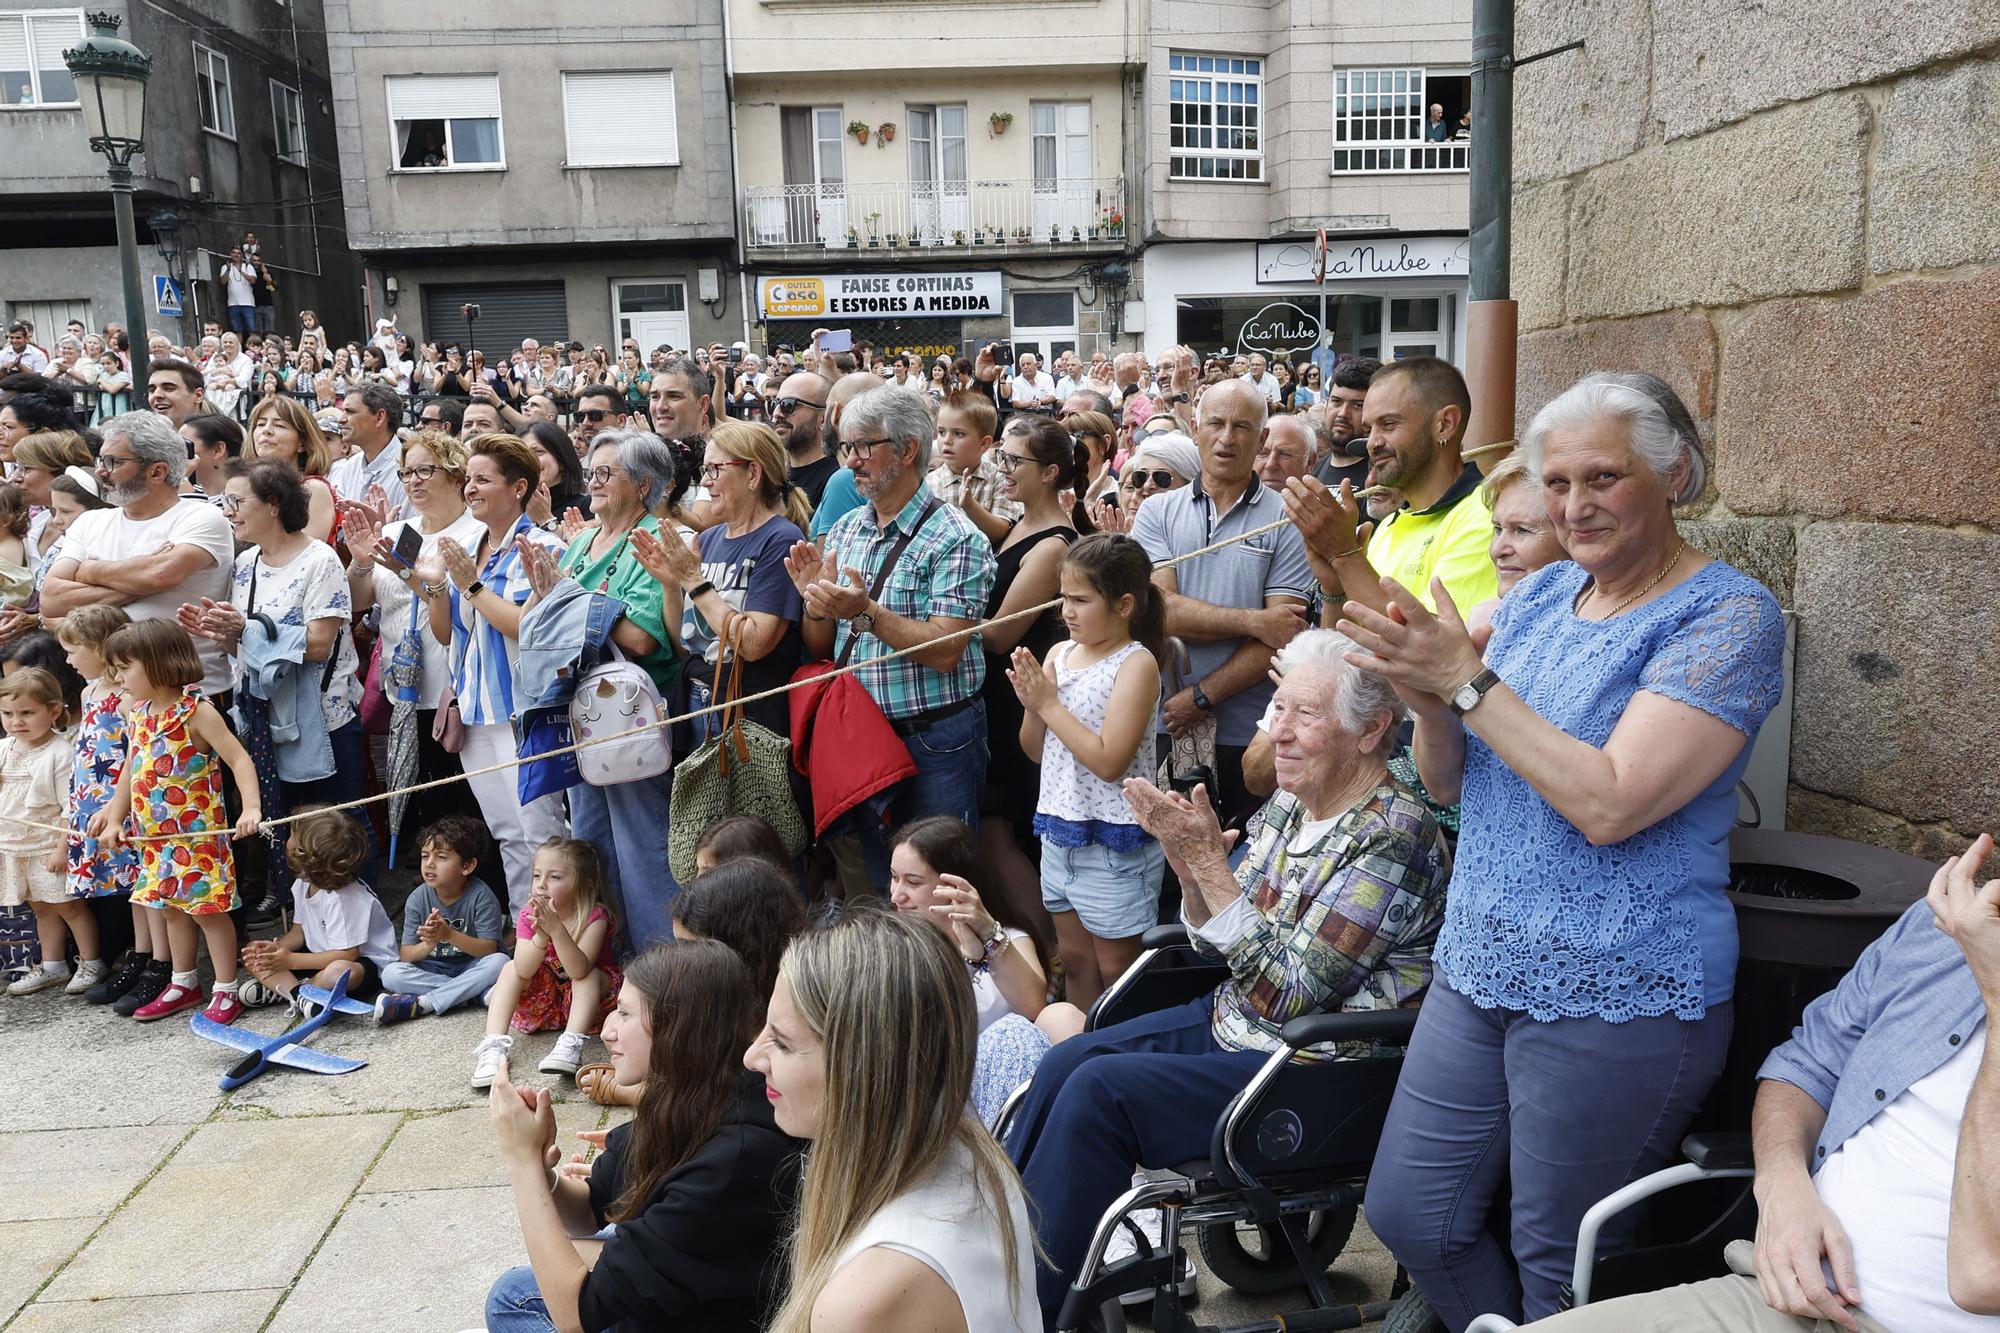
[{"xmin": 154, "ymin": 275, "xmax": 183, "ymax": 317}]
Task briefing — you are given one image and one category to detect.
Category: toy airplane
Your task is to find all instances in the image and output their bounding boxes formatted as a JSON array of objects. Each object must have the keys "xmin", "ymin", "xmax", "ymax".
[{"xmin": 189, "ymin": 974, "xmax": 374, "ymax": 1091}]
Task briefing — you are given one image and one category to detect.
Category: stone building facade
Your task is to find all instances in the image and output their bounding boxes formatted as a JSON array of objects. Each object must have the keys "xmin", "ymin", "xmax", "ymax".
[{"xmin": 1508, "ymin": 1, "xmax": 1999, "ymax": 856}]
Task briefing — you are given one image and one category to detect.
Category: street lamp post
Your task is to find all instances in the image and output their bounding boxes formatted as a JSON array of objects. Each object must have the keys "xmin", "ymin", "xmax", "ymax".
[{"xmin": 64, "ymin": 12, "xmax": 152, "ymax": 351}]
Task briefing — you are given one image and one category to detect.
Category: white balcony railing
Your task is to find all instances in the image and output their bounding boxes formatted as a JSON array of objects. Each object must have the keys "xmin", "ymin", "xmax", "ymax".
[
  {"xmin": 746, "ymin": 177, "xmax": 1128, "ymax": 250},
  {"xmin": 1330, "ymin": 141, "xmax": 1470, "ymax": 174}
]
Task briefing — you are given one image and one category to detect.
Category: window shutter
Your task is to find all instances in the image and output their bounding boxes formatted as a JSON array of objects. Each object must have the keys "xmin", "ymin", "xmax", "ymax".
[
  {"xmin": 564, "ymin": 71, "xmax": 677, "ymax": 167},
  {"xmin": 0, "ymin": 18, "xmax": 31, "ymax": 77},
  {"xmin": 29, "ymin": 13, "xmax": 82, "ymax": 69},
  {"xmin": 386, "ymin": 73, "xmax": 501, "ymax": 122}
]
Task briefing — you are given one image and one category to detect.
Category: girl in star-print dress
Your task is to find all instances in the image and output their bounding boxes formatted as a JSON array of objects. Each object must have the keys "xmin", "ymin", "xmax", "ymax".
[
  {"xmin": 56, "ymin": 611, "xmax": 140, "ymax": 904},
  {"xmin": 91, "ymin": 622, "xmax": 263, "ymax": 1025}
]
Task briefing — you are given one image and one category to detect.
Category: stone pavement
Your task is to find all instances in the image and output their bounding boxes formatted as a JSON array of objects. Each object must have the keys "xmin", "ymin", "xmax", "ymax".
[{"xmin": 0, "ymin": 969, "xmax": 1398, "ymax": 1333}]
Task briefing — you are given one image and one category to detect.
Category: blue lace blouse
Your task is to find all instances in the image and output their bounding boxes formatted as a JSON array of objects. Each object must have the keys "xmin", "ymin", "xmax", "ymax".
[{"xmin": 1438, "ymin": 560, "xmax": 1786, "ymax": 1023}]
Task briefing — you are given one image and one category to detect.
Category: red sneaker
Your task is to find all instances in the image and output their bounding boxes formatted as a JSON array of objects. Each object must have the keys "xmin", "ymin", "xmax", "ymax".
[
  {"xmin": 132, "ymin": 982, "xmax": 203, "ymax": 1022},
  {"xmin": 202, "ymin": 990, "xmax": 244, "ymax": 1025}
]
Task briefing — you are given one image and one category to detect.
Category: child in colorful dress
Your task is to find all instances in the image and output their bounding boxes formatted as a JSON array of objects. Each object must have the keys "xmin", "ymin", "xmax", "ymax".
[
  {"xmin": 54, "ymin": 608, "xmax": 146, "ymax": 1007},
  {"xmin": 1008, "ymin": 533, "xmax": 1167, "ymax": 1009},
  {"xmin": 0, "ymin": 669, "xmax": 91, "ymax": 995},
  {"xmin": 239, "ymin": 807, "xmax": 398, "ymax": 1011},
  {"xmin": 89, "ymin": 621, "xmax": 262, "ymax": 1025},
  {"xmin": 470, "ymin": 837, "xmax": 619, "ymax": 1090}
]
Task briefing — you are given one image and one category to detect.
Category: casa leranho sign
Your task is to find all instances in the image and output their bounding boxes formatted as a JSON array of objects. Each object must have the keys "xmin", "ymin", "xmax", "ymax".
[{"xmin": 759, "ymin": 272, "xmax": 1004, "ymax": 320}]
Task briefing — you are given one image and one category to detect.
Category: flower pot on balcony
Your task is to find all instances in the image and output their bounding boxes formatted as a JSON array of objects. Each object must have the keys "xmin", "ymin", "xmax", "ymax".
[
  {"xmin": 989, "ymin": 111, "xmax": 1013, "ymax": 135},
  {"xmin": 848, "ymin": 120, "xmax": 870, "ymax": 145},
  {"xmin": 886, "ymin": 236, "xmax": 898, "ymax": 249},
  {"xmin": 879, "ymin": 123, "xmax": 896, "ymax": 144},
  {"xmin": 952, "ymin": 230, "xmax": 966, "ymax": 246},
  {"xmin": 846, "ymin": 237, "xmax": 859, "ymax": 249},
  {"xmin": 1088, "ymin": 226, "xmax": 1100, "ymax": 240},
  {"xmin": 867, "ymin": 238, "xmax": 879, "ymax": 249},
  {"xmin": 1071, "ymin": 227, "xmax": 1082, "ymax": 242}
]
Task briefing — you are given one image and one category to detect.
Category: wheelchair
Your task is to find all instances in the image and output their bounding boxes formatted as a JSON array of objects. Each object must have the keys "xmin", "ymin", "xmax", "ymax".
[
  {"xmin": 1456, "ymin": 1132, "xmax": 1757, "ymax": 1333},
  {"xmin": 997, "ymin": 924, "xmax": 1422, "ymax": 1333}
]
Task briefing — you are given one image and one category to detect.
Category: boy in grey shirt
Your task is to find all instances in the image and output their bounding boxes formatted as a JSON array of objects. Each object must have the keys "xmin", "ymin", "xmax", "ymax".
[{"xmin": 374, "ymin": 816, "xmax": 509, "ymax": 1023}]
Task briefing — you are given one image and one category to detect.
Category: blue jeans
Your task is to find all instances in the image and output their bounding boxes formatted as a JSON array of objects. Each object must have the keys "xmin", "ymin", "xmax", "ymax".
[
  {"xmin": 1364, "ymin": 979, "xmax": 1733, "ymax": 1330},
  {"xmin": 281, "ymin": 718, "xmax": 378, "ymax": 891},
  {"xmin": 568, "ymin": 771, "xmax": 679, "ymax": 954},
  {"xmin": 485, "ymin": 1264, "xmax": 555, "ymax": 1332},
  {"xmin": 856, "ymin": 698, "xmax": 988, "ymax": 889},
  {"xmin": 1005, "ymin": 995, "xmax": 1265, "ymax": 1325},
  {"xmin": 378, "ymin": 952, "xmax": 506, "ymax": 1015},
  {"xmin": 226, "ymin": 304, "xmax": 257, "ymax": 334}
]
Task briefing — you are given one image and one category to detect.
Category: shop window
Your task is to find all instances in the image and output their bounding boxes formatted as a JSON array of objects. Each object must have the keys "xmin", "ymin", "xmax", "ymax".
[
  {"xmin": 387, "ymin": 73, "xmax": 504, "ymax": 171},
  {"xmin": 0, "ymin": 10, "xmax": 83, "ymax": 107},
  {"xmin": 1390, "ymin": 297, "xmax": 1441, "ymax": 333},
  {"xmin": 1169, "ymin": 53, "xmax": 1262, "ymax": 181},
  {"xmin": 1331, "ymin": 68, "xmax": 1470, "ymax": 173}
]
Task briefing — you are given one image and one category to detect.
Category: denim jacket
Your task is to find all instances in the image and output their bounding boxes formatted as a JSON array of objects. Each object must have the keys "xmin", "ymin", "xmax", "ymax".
[
  {"xmin": 233, "ymin": 613, "xmax": 335, "ymax": 783},
  {"xmin": 512, "ymin": 578, "xmax": 626, "ymax": 801},
  {"xmin": 1757, "ymin": 898, "xmax": 1987, "ymax": 1174}
]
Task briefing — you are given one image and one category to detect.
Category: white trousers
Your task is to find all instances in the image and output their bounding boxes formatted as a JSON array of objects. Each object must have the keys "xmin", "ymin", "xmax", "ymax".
[{"xmin": 459, "ymin": 721, "xmax": 566, "ymax": 916}]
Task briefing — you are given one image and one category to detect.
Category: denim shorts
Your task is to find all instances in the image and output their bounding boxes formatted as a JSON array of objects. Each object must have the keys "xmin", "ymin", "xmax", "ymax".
[{"xmin": 1040, "ymin": 838, "xmax": 1166, "ymax": 940}]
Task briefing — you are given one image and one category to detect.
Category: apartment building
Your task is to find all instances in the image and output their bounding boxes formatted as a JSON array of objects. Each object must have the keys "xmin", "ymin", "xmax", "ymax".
[
  {"xmin": 1139, "ymin": 0, "xmax": 1473, "ymax": 368},
  {"xmin": 323, "ymin": 0, "xmax": 737, "ymax": 357},
  {"xmin": 0, "ymin": 0, "xmax": 359, "ymax": 342},
  {"xmin": 729, "ymin": 0, "xmax": 1144, "ymax": 365}
]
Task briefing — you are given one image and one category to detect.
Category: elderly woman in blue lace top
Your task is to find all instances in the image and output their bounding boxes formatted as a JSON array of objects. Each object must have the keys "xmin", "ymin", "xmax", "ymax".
[{"xmin": 1340, "ymin": 372, "xmax": 1787, "ymax": 1330}]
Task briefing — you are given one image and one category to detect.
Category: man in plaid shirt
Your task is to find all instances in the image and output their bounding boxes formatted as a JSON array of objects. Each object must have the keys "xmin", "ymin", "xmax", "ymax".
[
  {"xmin": 1004, "ymin": 629, "xmax": 1450, "ymax": 1322},
  {"xmin": 786, "ymin": 383, "xmax": 998, "ymax": 887}
]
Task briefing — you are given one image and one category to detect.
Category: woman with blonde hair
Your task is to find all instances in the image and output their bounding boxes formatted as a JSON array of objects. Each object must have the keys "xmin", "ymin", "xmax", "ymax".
[
  {"xmin": 633, "ymin": 418, "xmax": 810, "ymax": 740},
  {"xmin": 748, "ymin": 905, "xmax": 1038, "ymax": 1333},
  {"xmin": 247, "ymin": 394, "xmax": 336, "ymax": 542}
]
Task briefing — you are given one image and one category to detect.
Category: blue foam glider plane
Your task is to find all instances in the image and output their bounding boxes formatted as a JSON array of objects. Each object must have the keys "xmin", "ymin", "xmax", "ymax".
[{"xmin": 189, "ymin": 973, "xmax": 374, "ymax": 1090}]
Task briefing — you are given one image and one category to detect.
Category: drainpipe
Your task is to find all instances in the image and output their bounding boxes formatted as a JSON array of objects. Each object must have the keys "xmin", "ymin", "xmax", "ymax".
[
  {"xmin": 1463, "ymin": 0, "xmax": 1517, "ymax": 463},
  {"xmin": 721, "ymin": 0, "xmax": 753, "ymax": 347}
]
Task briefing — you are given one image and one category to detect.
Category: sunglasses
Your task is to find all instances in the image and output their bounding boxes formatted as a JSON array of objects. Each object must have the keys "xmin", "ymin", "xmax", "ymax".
[
  {"xmin": 576, "ymin": 408, "xmax": 613, "ymax": 423},
  {"xmin": 1123, "ymin": 469, "xmax": 1178, "ymax": 489},
  {"xmin": 772, "ymin": 396, "xmax": 825, "ymax": 416}
]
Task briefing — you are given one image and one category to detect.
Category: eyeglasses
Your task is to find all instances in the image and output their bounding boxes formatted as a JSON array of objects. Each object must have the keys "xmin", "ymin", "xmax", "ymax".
[
  {"xmin": 576, "ymin": 408, "xmax": 613, "ymax": 423},
  {"xmin": 1123, "ymin": 469, "xmax": 1178, "ymax": 490},
  {"xmin": 96, "ymin": 453, "xmax": 141, "ymax": 469},
  {"xmin": 400, "ymin": 465, "xmax": 451, "ymax": 484},
  {"xmin": 994, "ymin": 450, "xmax": 1037, "ymax": 470},
  {"xmin": 220, "ymin": 494, "xmax": 248, "ymax": 513},
  {"xmin": 585, "ymin": 465, "xmax": 623, "ymax": 484},
  {"xmin": 837, "ymin": 437, "xmax": 894, "ymax": 461},
  {"xmin": 772, "ymin": 396, "xmax": 825, "ymax": 416},
  {"xmin": 698, "ymin": 460, "xmax": 752, "ymax": 482}
]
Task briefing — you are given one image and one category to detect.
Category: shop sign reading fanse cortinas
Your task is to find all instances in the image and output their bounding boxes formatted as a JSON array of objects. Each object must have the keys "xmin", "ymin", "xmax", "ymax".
[{"xmin": 759, "ymin": 273, "xmax": 1004, "ymax": 319}]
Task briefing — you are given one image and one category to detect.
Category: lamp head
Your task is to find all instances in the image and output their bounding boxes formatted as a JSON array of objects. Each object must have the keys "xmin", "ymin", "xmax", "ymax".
[{"xmin": 64, "ymin": 13, "xmax": 152, "ymax": 158}]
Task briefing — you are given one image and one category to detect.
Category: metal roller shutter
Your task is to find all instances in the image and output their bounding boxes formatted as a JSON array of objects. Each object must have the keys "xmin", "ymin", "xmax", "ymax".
[{"xmin": 422, "ymin": 281, "xmax": 569, "ymax": 362}]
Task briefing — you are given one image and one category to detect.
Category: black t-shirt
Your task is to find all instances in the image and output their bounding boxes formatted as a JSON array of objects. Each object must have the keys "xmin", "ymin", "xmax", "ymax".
[
  {"xmin": 788, "ymin": 453, "xmax": 841, "ymax": 510},
  {"xmin": 580, "ymin": 1073, "xmax": 805, "ymax": 1333},
  {"xmin": 1314, "ymin": 454, "xmax": 1368, "ymax": 494}
]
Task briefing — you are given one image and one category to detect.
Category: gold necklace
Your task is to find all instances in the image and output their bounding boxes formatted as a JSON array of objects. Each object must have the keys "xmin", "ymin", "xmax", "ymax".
[{"xmin": 1588, "ymin": 542, "xmax": 1683, "ymax": 618}]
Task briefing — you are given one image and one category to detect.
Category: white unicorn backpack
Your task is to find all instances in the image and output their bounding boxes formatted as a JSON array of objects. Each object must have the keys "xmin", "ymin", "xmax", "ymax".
[{"xmin": 569, "ymin": 659, "xmax": 674, "ymax": 786}]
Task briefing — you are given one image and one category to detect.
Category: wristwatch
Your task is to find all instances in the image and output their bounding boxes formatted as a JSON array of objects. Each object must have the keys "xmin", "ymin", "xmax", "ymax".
[
  {"xmin": 1191, "ymin": 682, "xmax": 1214, "ymax": 713},
  {"xmin": 1448, "ymin": 668, "xmax": 1501, "ymax": 716},
  {"xmin": 851, "ymin": 604, "xmax": 876, "ymax": 635},
  {"xmin": 462, "ymin": 578, "xmax": 486, "ymax": 600}
]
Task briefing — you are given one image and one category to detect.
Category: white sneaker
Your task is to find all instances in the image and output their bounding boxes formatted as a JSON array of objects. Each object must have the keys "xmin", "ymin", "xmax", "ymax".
[
  {"xmin": 1103, "ymin": 1207, "xmax": 1197, "ymax": 1306},
  {"xmin": 6, "ymin": 964, "xmax": 71, "ymax": 996},
  {"xmin": 66, "ymin": 960, "xmax": 108, "ymax": 994},
  {"xmin": 470, "ymin": 1034, "xmax": 514, "ymax": 1089},
  {"xmin": 539, "ymin": 1031, "xmax": 589, "ymax": 1076},
  {"xmin": 237, "ymin": 976, "xmax": 285, "ymax": 1008}
]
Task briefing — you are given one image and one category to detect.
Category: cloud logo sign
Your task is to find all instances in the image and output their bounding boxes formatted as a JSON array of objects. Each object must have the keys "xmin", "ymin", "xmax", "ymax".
[{"xmin": 1238, "ymin": 302, "xmax": 1323, "ymax": 358}]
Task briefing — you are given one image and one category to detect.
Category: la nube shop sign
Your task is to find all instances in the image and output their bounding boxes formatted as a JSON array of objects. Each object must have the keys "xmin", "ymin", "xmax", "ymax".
[{"xmin": 759, "ymin": 272, "xmax": 1004, "ymax": 319}]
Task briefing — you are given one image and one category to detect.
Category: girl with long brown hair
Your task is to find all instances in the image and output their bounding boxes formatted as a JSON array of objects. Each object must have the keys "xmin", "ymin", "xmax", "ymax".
[{"xmin": 487, "ymin": 938, "xmax": 804, "ymax": 1332}]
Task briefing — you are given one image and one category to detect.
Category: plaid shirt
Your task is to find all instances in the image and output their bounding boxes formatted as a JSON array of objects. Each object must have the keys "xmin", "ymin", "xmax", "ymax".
[
  {"xmin": 822, "ymin": 487, "xmax": 996, "ymax": 720},
  {"xmin": 925, "ymin": 452, "xmax": 1024, "ymax": 523},
  {"xmin": 1190, "ymin": 781, "xmax": 1450, "ymax": 1061}
]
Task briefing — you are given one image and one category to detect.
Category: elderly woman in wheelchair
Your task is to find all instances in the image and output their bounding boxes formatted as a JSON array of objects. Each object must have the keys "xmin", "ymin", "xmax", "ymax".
[{"xmin": 1003, "ymin": 628, "xmax": 1452, "ymax": 1329}]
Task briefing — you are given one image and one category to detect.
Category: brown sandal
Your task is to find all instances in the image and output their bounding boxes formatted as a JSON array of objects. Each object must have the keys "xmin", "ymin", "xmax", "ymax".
[{"xmin": 576, "ymin": 1062, "xmax": 619, "ymax": 1104}]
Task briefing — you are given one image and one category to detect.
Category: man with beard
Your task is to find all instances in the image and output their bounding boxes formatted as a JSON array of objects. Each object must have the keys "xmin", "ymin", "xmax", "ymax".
[
  {"xmin": 785, "ymin": 383, "xmax": 995, "ymax": 889},
  {"xmin": 647, "ymin": 354, "xmax": 714, "ymax": 442},
  {"xmin": 769, "ymin": 369, "xmax": 838, "ymax": 508},
  {"xmin": 804, "ymin": 371, "xmax": 887, "ymax": 539},
  {"xmin": 1283, "ymin": 356, "xmax": 1495, "ymax": 620},
  {"xmin": 41, "ymin": 411, "xmax": 236, "ymax": 697},
  {"xmin": 1312, "ymin": 356, "xmax": 1378, "ymax": 492}
]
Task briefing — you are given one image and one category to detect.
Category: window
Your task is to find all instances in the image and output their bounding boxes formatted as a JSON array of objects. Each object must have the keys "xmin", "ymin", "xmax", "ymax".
[
  {"xmin": 194, "ymin": 42, "xmax": 234, "ymax": 138},
  {"xmin": 270, "ymin": 80, "xmax": 306, "ymax": 165},
  {"xmin": 386, "ymin": 73, "xmax": 504, "ymax": 171},
  {"xmin": 562, "ymin": 71, "xmax": 677, "ymax": 167},
  {"xmin": 0, "ymin": 10, "xmax": 83, "ymax": 107},
  {"xmin": 1168, "ymin": 53, "xmax": 1262, "ymax": 181},
  {"xmin": 1331, "ymin": 68, "xmax": 1470, "ymax": 173}
]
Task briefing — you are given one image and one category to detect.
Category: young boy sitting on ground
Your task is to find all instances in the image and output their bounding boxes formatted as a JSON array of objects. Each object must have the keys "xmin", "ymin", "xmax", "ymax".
[
  {"xmin": 239, "ymin": 807, "xmax": 398, "ymax": 1011},
  {"xmin": 372, "ymin": 815, "xmax": 508, "ymax": 1024}
]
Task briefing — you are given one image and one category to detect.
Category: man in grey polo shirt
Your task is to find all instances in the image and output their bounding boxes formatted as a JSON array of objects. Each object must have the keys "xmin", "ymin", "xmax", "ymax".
[{"xmin": 1132, "ymin": 378, "xmax": 1311, "ymax": 825}]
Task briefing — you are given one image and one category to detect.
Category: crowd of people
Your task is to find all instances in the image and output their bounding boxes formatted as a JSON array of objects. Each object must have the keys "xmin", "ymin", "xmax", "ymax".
[{"xmin": 0, "ymin": 298, "xmax": 1994, "ymax": 1333}]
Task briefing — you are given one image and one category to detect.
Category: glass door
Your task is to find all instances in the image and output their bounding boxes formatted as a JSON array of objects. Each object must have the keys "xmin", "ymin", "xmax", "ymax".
[
  {"xmin": 1031, "ymin": 102, "xmax": 1091, "ymax": 238},
  {"xmin": 908, "ymin": 105, "xmax": 968, "ymax": 244},
  {"xmin": 812, "ymin": 106, "xmax": 847, "ymax": 244}
]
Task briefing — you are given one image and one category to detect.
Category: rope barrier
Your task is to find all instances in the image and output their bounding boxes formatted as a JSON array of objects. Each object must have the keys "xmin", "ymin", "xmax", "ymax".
[{"xmin": 13, "ymin": 507, "xmax": 1312, "ymax": 846}]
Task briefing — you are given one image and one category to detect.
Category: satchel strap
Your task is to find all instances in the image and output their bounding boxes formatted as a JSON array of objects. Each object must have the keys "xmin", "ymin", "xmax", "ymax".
[
  {"xmin": 834, "ymin": 495, "xmax": 941, "ymax": 669},
  {"xmin": 716, "ymin": 612, "xmax": 751, "ymax": 774}
]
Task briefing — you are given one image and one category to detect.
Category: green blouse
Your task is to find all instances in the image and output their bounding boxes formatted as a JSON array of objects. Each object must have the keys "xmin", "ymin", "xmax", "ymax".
[{"xmin": 559, "ymin": 515, "xmax": 681, "ymax": 688}]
